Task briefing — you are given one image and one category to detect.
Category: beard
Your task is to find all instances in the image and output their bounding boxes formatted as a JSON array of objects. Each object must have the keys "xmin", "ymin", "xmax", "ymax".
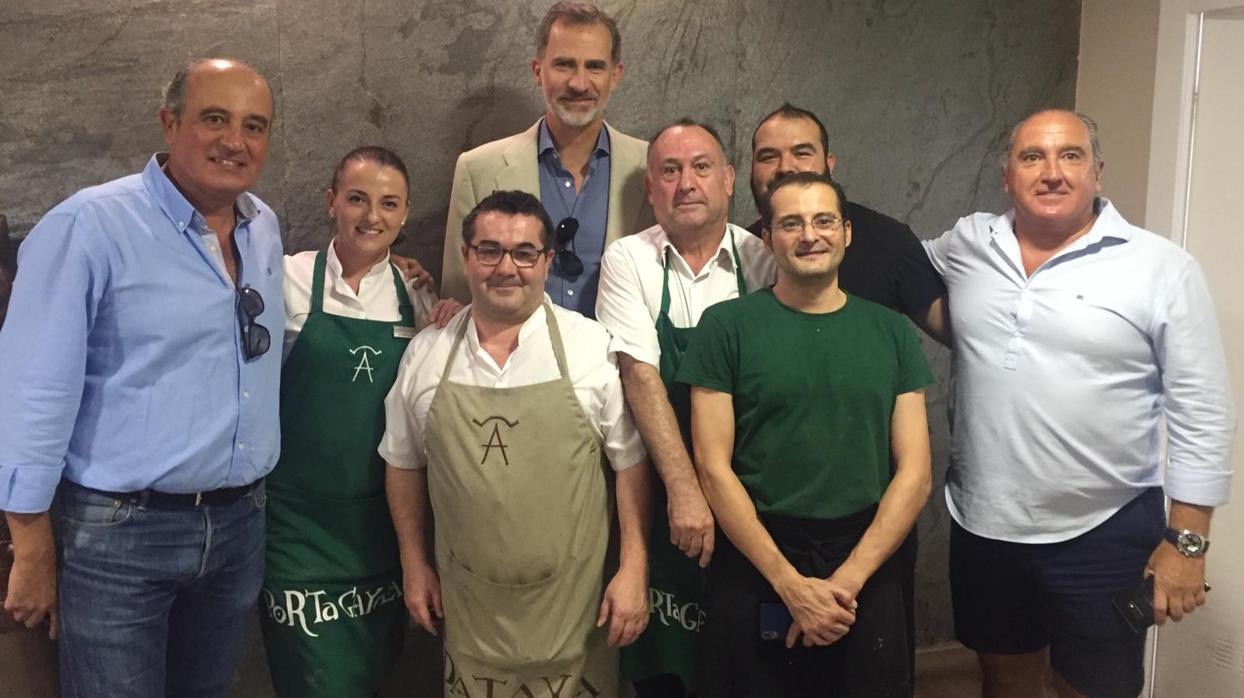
[{"xmin": 547, "ymin": 90, "xmax": 610, "ymax": 128}]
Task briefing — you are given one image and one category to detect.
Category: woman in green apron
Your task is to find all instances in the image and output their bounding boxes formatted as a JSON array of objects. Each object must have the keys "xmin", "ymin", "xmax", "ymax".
[{"xmin": 261, "ymin": 146, "xmax": 458, "ymax": 697}]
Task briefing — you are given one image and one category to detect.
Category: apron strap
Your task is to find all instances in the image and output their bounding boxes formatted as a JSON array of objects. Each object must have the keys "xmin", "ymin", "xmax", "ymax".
[
  {"xmin": 439, "ymin": 303, "xmax": 572, "ymax": 383},
  {"xmin": 388, "ymin": 263, "xmax": 416, "ymax": 326},
  {"xmin": 660, "ymin": 248, "xmax": 674, "ymax": 316},
  {"xmin": 310, "ymin": 246, "xmax": 329, "ymax": 315},
  {"xmin": 728, "ymin": 228, "xmax": 748, "ymax": 295},
  {"xmin": 542, "ymin": 303, "xmax": 572, "ymax": 381}
]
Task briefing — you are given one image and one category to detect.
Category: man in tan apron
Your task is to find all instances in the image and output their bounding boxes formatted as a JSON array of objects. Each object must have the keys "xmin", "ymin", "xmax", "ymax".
[
  {"xmin": 380, "ymin": 190, "xmax": 651, "ymax": 697},
  {"xmin": 596, "ymin": 120, "xmax": 775, "ymax": 697}
]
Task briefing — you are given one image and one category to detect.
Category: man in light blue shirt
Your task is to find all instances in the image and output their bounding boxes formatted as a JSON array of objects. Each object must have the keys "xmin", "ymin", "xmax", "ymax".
[
  {"xmin": 0, "ymin": 58, "xmax": 282, "ymax": 697},
  {"xmin": 925, "ymin": 109, "xmax": 1234, "ymax": 698}
]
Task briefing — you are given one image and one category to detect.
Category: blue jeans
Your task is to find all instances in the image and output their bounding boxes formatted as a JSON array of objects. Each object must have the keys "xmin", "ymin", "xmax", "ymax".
[{"xmin": 56, "ymin": 480, "xmax": 267, "ymax": 698}]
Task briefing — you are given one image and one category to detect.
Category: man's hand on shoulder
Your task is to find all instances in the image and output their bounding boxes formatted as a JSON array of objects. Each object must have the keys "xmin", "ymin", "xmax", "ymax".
[
  {"xmin": 391, "ymin": 254, "xmax": 433, "ymax": 290},
  {"xmin": 426, "ymin": 298, "xmax": 463, "ymax": 329},
  {"xmin": 597, "ymin": 561, "xmax": 648, "ymax": 648},
  {"xmin": 667, "ymin": 480, "xmax": 715, "ymax": 567},
  {"xmin": 3, "ymin": 512, "xmax": 58, "ymax": 639}
]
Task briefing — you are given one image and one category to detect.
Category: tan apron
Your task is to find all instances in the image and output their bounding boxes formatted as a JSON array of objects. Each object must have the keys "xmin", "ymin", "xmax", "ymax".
[{"xmin": 425, "ymin": 304, "xmax": 618, "ymax": 698}]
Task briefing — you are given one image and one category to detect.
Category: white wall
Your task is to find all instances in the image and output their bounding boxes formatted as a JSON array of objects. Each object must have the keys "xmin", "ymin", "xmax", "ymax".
[
  {"xmin": 1076, "ymin": 0, "xmax": 1161, "ymax": 223},
  {"xmin": 1150, "ymin": 9, "xmax": 1244, "ymax": 695}
]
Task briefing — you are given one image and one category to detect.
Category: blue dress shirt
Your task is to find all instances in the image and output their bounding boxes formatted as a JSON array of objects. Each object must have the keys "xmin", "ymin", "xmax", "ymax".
[
  {"xmin": 0, "ymin": 154, "xmax": 284, "ymax": 512},
  {"xmin": 538, "ymin": 119, "xmax": 611, "ymax": 318}
]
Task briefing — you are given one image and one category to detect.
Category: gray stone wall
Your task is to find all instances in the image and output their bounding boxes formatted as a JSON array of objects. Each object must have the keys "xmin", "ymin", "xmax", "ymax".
[{"xmin": 0, "ymin": 0, "xmax": 1080, "ymax": 690}]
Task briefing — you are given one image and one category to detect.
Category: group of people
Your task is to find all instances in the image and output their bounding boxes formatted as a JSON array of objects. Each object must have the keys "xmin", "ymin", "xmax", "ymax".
[{"xmin": 0, "ymin": 2, "xmax": 1234, "ymax": 698}]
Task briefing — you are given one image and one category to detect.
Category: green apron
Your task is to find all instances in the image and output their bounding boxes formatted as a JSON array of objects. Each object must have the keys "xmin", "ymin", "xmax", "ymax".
[
  {"xmin": 426, "ymin": 304, "xmax": 619, "ymax": 697},
  {"xmin": 261, "ymin": 248, "xmax": 415, "ymax": 698},
  {"xmin": 622, "ymin": 232, "xmax": 748, "ymax": 691}
]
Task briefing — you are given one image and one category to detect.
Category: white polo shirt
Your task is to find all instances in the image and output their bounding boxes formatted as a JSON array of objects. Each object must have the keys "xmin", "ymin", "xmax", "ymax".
[
  {"xmin": 595, "ymin": 222, "xmax": 775, "ymax": 367},
  {"xmin": 378, "ymin": 297, "xmax": 646, "ymax": 472},
  {"xmin": 924, "ymin": 199, "xmax": 1235, "ymax": 543}
]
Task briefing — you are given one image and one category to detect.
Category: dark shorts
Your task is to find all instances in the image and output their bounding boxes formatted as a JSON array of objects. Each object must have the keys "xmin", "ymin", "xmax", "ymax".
[{"xmin": 950, "ymin": 487, "xmax": 1165, "ymax": 698}]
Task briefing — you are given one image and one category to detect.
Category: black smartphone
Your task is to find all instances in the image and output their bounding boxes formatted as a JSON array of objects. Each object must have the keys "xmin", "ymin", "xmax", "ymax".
[
  {"xmin": 1112, "ymin": 575, "xmax": 1155, "ymax": 635},
  {"xmin": 758, "ymin": 601, "xmax": 793, "ymax": 641}
]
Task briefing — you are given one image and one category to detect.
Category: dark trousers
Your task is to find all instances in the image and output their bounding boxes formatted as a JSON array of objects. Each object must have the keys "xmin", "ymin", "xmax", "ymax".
[{"xmin": 699, "ymin": 509, "xmax": 911, "ymax": 698}]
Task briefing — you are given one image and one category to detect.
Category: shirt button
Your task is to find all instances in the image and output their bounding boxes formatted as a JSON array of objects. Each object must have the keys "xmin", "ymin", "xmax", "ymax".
[
  {"xmin": 236, "ymin": 443, "xmax": 245, "ymax": 450},
  {"xmin": 242, "ymin": 390, "xmax": 250, "ymax": 399},
  {"xmin": 567, "ymin": 289, "xmax": 575, "ymax": 296},
  {"xmin": 563, "ymin": 180, "xmax": 572, "ymax": 188}
]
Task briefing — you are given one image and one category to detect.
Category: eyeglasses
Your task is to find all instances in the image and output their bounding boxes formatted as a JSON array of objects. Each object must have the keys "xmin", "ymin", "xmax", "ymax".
[
  {"xmin": 467, "ymin": 242, "xmax": 549, "ymax": 268},
  {"xmin": 554, "ymin": 217, "xmax": 584, "ymax": 278},
  {"xmin": 774, "ymin": 215, "xmax": 845, "ymax": 235},
  {"xmin": 236, "ymin": 285, "xmax": 271, "ymax": 361}
]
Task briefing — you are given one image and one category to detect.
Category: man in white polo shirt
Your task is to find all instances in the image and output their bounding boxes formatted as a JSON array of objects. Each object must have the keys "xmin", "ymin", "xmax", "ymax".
[{"xmin": 925, "ymin": 109, "xmax": 1234, "ymax": 698}]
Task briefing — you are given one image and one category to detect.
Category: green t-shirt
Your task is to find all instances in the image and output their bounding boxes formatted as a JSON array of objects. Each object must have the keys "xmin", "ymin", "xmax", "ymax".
[{"xmin": 676, "ymin": 288, "xmax": 933, "ymax": 519}]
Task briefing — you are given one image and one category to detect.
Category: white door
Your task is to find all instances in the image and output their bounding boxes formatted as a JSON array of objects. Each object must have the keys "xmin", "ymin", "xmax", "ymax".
[{"xmin": 1147, "ymin": 3, "xmax": 1244, "ymax": 697}]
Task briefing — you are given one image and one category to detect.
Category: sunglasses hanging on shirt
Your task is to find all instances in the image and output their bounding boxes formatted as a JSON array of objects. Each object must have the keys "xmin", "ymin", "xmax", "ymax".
[
  {"xmin": 554, "ymin": 216, "xmax": 584, "ymax": 278},
  {"xmin": 236, "ymin": 285, "xmax": 270, "ymax": 361}
]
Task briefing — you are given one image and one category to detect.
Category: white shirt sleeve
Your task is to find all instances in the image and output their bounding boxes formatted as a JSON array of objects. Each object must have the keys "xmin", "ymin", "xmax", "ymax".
[
  {"xmin": 1153, "ymin": 256, "xmax": 1236, "ymax": 506},
  {"xmin": 596, "ymin": 350, "xmax": 647, "ymax": 472},
  {"xmin": 378, "ymin": 327, "xmax": 442, "ymax": 470},
  {"xmin": 281, "ymin": 252, "xmax": 317, "ymax": 362},
  {"xmin": 596, "ymin": 240, "xmax": 662, "ymax": 368}
]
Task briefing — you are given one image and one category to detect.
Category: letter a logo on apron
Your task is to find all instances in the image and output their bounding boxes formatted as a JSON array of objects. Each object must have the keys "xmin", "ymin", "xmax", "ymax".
[
  {"xmin": 472, "ymin": 416, "xmax": 519, "ymax": 466},
  {"xmin": 349, "ymin": 345, "xmax": 382, "ymax": 383}
]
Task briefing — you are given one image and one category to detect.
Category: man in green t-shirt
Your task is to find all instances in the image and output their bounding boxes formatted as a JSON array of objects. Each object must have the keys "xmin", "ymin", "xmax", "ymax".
[{"xmin": 677, "ymin": 171, "xmax": 933, "ymax": 697}]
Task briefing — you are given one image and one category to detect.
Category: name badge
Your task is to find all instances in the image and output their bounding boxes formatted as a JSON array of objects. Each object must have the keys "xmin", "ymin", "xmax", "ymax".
[{"xmin": 393, "ymin": 325, "xmax": 416, "ymax": 339}]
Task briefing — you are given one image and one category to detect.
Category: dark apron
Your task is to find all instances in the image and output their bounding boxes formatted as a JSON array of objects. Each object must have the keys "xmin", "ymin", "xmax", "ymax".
[
  {"xmin": 701, "ymin": 508, "xmax": 911, "ymax": 698},
  {"xmin": 622, "ymin": 232, "xmax": 747, "ymax": 692},
  {"xmin": 261, "ymin": 248, "xmax": 415, "ymax": 697}
]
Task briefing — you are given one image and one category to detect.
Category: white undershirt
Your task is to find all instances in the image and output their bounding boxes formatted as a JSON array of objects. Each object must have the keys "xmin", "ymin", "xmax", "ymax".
[{"xmin": 378, "ymin": 297, "xmax": 647, "ymax": 472}]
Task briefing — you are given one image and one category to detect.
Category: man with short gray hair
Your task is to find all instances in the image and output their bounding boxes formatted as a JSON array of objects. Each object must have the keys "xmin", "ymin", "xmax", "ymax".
[
  {"xmin": 439, "ymin": 2, "xmax": 653, "ymax": 317},
  {"xmin": 925, "ymin": 108, "xmax": 1234, "ymax": 698},
  {"xmin": 0, "ymin": 58, "xmax": 282, "ymax": 697}
]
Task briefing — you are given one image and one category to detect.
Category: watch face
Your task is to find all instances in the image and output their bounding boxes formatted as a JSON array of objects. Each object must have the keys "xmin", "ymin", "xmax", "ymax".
[{"xmin": 1177, "ymin": 531, "xmax": 1207, "ymax": 555}]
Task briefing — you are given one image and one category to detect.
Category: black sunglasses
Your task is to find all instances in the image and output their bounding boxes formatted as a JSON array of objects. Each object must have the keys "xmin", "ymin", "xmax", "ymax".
[
  {"xmin": 554, "ymin": 217, "xmax": 584, "ymax": 278},
  {"xmin": 236, "ymin": 285, "xmax": 271, "ymax": 361}
]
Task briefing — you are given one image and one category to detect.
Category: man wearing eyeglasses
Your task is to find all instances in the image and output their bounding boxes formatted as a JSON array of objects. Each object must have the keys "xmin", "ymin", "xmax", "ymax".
[
  {"xmin": 594, "ymin": 119, "xmax": 774, "ymax": 698},
  {"xmin": 382, "ymin": 190, "xmax": 650, "ymax": 694},
  {"xmin": 438, "ymin": 2, "xmax": 654, "ymax": 318},
  {"xmin": 0, "ymin": 58, "xmax": 282, "ymax": 697},
  {"xmin": 680, "ymin": 171, "xmax": 932, "ymax": 697}
]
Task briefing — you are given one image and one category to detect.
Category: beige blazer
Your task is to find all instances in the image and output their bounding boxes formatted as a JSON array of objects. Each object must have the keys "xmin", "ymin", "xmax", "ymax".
[{"xmin": 439, "ymin": 120, "xmax": 655, "ymax": 303}]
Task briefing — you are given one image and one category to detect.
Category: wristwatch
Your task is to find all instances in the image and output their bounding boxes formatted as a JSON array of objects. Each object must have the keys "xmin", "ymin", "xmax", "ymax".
[{"xmin": 1163, "ymin": 528, "xmax": 1210, "ymax": 557}]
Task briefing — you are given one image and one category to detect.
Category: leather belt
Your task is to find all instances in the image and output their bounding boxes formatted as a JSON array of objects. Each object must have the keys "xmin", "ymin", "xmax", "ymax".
[{"xmin": 67, "ymin": 479, "xmax": 262, "ymax": 510}]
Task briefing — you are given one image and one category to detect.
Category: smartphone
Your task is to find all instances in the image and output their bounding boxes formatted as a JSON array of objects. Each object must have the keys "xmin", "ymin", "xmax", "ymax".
[
  {"xmin": 1112, "ymin": 575, "xmax": 1155, "ymax": 635},
  {"xmin": 758, "ymin": 601, "xmax": 793, "ymax": 641}
]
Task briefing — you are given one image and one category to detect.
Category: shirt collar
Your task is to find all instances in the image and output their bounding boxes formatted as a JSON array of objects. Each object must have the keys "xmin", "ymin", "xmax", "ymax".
[
  {"xmin": 327, "ymin": 239, "xmax": 393, "ymax": 282},
  {"xmin": 657, "ymin": 223, "xmax": 740, "ymax": 273},
  {"xmin": 996, "ymin": 197, "xmax": 1134, "ymax": 247},
  {"xmin": 142, "ymin": 153, "xmax": 259, "ymax": 232},
  {"xmin": 537, "ymin": 118, "xmax": 612, "ymax": 158}
]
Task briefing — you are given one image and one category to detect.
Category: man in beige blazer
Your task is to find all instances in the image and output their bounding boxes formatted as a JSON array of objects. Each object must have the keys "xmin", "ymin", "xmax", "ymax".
[{"xmin": 440, "ymin": 2, "xmax": 653, "ymax": 316}]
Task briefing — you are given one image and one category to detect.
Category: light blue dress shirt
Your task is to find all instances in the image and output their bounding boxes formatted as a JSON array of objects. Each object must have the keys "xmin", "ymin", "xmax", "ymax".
[
  {"xmin": 538, "ymin": 119, "xmax": 611, "ymax": 318},
  {"xmin": 0, "ymin": 154, "xmax": 284, "ymax": 513},
  {"xmin": 924, "ymin": 199, "xmax": 1235, "ymax": 542}
]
